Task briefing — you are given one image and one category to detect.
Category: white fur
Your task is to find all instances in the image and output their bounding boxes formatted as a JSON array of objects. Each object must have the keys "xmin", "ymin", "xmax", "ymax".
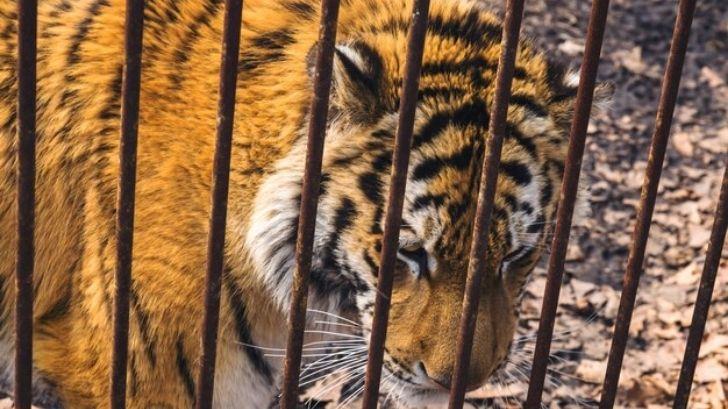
[{"xmin": 213, "ymin": 340, "xmax": 278, "ymax": 409}]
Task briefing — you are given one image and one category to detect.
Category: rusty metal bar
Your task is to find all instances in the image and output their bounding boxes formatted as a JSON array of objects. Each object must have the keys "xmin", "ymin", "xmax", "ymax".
[
  {"xmin": 599, "ymin": 0, "xmax": 697, "ymax": 406},
  {"xmin": 109, "ymin": 0, "xmax": 145, "ymax": 408},
  {"xmin": 279, "ymin": 1, "xmax": 340, "ymax": 408},
  {"xmin": 448, "ymin": 0, "xmax": 526, "ymax": 407},
  {"xmin": 194, "ymin": 0, "xmax": 244, "ymax": 408},
  {"xmin": 672, "ymin": 163, "xmax": 728, "ymax": 409},
  {"xmin": 360, "ymin": 1, "xmax": 430, "ymax": 408},
  {"xmin": 524, "ymin": 0, "xmax": 611, "ymax": 407},
  {"xmin": 15, "ymin": 0, "xmax": 38, "ymax": 408}
]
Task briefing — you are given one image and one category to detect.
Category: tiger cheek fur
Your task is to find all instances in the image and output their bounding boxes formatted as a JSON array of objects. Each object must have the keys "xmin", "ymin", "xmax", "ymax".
[{"xmin": 0, "ymin": 0, "xmax": 610, "ymax": 407}]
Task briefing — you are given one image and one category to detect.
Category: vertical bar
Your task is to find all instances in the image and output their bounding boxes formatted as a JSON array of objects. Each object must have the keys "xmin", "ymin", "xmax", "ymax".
[
  {"xmin": 109, "ymin": 1, "xmax": 145, "ymax": 408},
  {"xmin": 448, "ymin": 0, "xmax": 526, "ymax": 407},
  {"xmin": 279, "ymin": 1, "xmax": 340, "ymax": 408},
  {"xmin": 15, "ymin": 0, "xmax": 38, "ymax": 408},
  {"xmin": 672, "ymin": 163, "xmax": 728, "ymax": 409},
  {"xmin": 194, "ymin": 0, "xmax": 244, "ymax": 408},
  {"xmin": 599, "ymin": 0, "xmax": 697, "ymax": 407},
  {"xmin": 523, "ymin": 0, "xmax": 611, "ymax": 407},
  {"xmin": 360, "ymin": 1, "xmax": 430, "ymax": 408}
]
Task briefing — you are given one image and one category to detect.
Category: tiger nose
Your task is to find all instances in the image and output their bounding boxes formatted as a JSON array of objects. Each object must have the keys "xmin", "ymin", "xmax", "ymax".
[{"xmin": 417, "ymin": 361, "xmax": 484, "ymax": 392}]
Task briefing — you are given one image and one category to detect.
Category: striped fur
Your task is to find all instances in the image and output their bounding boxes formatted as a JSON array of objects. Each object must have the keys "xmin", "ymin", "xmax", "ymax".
[{"xmin": 0, "ymin": 0, "xmax": 609, "ymax": 407}]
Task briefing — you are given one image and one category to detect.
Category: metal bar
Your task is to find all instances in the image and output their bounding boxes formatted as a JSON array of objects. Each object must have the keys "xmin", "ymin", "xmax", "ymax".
[
  {"xmin": 448, "ymin": 0, "xmax": 526, "ymax": 407},
  {"xmin": 599, "ymin": 0, "xmax": 697, "ymax": 406},
  {"xmin": 194, "ymin": 0, "xmax": 244, "ymax": 408},
  {"xmin": 360, "ymin": 1, "xmax": 430, "ymax": 408},
  {"xmin": 523, "ymin": 0, "xmax": 611, "ymax": 407},
  {"xmin": 279, "ymin": 1, "xmax": 340, "ymax": 407},
  {"xmin": 109, "ymin": 0, "xmax": 145, "ymax": 407},
  {"xmin": 15, "ymin": 0, "xmax": 38, "ymax": 408},
  {"xmin": 672, "ymin": 163, "xmax": 728, "ymax": 409}
]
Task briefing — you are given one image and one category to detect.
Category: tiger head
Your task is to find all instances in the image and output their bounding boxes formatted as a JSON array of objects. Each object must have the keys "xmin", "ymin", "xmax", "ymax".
[{"xmin": 246, "ymin": 1, "xmax": 610, "ymax": 404}]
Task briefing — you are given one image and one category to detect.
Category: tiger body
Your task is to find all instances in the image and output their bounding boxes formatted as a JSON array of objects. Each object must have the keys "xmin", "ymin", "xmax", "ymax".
[{"xmin": 0, "ymin": 0, "xmax": 607, "ymax": 407}]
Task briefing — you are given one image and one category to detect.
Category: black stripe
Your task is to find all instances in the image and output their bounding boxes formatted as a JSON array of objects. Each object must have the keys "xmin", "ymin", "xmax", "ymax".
[
  {"xmin": 169, "ymin": 0, "xmax": 224, "ymax": 88},
  {"xmin": 520, "ymin": 202, "xmax": 534, "ymax": 215},
  {"xmin": 176, "ymin": 338, "xmax": 196, "ymax": 401},
  {"xmin": 493, "ymin": 206, "xmax": 509, "ymax": 223},
  {"xmin": 504, "ymin": 225, "xmax": 514, "ymax": 253},
  {"xmin": 417, "ymin": 86, "xmax": 467, "ymax": 101},
  {"xmin": 506, "ymin": 124, "xmax": 538, "ymax": 158},
  {"xmin": 446, "ymin": 155, "xmax": 482, "ymax": 222},
  {"xmin": 528, "ymin": 213, "xmax": 545, "ymax": 233},
  {"xmin": 164, "ymin": 1, "xmax": 181, "ymax": 23},
  {"xmin": 447, "ymin": 199, "xmax": 469, "ymax": 221},
  {"xmin": 98, "ymin": 64, "xmax": 123, "ymax": 120},
  {"xmin": 510, "ymin": 247, "xmax": 540, "ymax": 269},
  {"xmin": 548, "ymin": 158, "xmax": 565, "ymax": 177},
  {"xmin": 412, "ymin": 144, "xmax": 475, "ymax": 181},
  {"xmin": 363, "ymin": 251, "xmax": 378, "ymax": 277},
  {"xmin": 500, "ymin": 161, "xmax": 532, "ymax": 186},
  {"xmin": 334, "ymin": 45, "xmax": 382, "ymax": 96},
  {"xmin": 411, "ymin": 193, "xmax": 445, "ymax": 211},
  {"xmin": 130, "ymin": 353, "xmax": 138, "ymax": 397},
  {"xmin": 251, "ymin": 29, "xmax": 295, "ymax": 51},
  {"xmin": 371, "ymin": 150, "xmax": 392, "ymax": 173},
  {"xmin": 142, "ymin": 3, "xmax": 186, "ymax": 67},
  {"xmin": 236, "ymin": 25, "xmax": 298, "ymax": 76},
  {"xmin": 510, "ymin": 94, "xmax": 549, "ymax": 117},
  {"xmin": 67, "ymin": 0, "xmax": 110, "ymax": 66},
  {"xmin": 358, "ymin": 172, "xmax": 382, "ymax": 203},
  {"xmin": 420, "ymin": 57, "xmax": 527, "ymax": 83},
  {"xmin": 333, "ymin": 198, "xmax": 357, "ymax": 233},
  {"xmin": 223, "ymin": 271, "xmax": 274, "ymax": 383},
  {"xmin": 319, "ymin": 172, "xmax": 331, "ymax": 197},
  {"xmin": 37, "ymin": 283, "xmax": 71, "ymax": 323},
  {"xmin": 237, "ymin": 50, "xmax": 287, "ymax": 73},
  {"xmin": 426, "ymin": 12, "xmax": 502, "ymax": 48},
  {"xmin": 367, "ymin": 11, "xmax": 503, "ymax": 53},
  {"xmin": 284, "ymin": 1, "xmax": 316, "ymax": 19},
  {"xmin": 503, "ymin": 194, "xmax": 518, "ymax": 212},
  {"xmin": 412, "ymin": 100, "xmax": 489, "ymax": 149},
  {"xmin": 130, "ymin": 287, "xmax": 157, "ymax": 367},
  {"xmin": 370, "ymin": 204, "xmax": 384, "ymax": 234},
  {"xmin": 319, "ymin": 198, "xmax": 358, "ymax": 274}
]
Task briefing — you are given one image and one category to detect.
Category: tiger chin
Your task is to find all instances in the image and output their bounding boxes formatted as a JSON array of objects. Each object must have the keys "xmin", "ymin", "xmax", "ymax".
[{"xmin": 0, "ymin": 0, "xmax": 610, "ymax": 407}]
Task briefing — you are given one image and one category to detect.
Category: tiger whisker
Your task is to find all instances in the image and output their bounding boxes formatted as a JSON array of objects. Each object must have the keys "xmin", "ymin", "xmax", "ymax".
[
  {"xmin": 303, "ymin": 339, "xmax": 367, "ymax": 347},
  {"xmin": 336, "ymin": 378, "xmax": 366, "ymax": 409},
  {"xmin": 303, "ymin": 330, "xmax": 366, "ymax": 339},
  {"xmin": 299, "ymin": 357, "xmax": 367, "ymax": 388},
  {"xmin": 313, "ymin": 320, "xmax": 361, "ymax": 329},
  {"xmin": 306, "ymin": 367, "xmax": 363, "ymax": 405},
  {"xmin": 306, "ymin": 309, "xmax": 361, "ymax": 326}
]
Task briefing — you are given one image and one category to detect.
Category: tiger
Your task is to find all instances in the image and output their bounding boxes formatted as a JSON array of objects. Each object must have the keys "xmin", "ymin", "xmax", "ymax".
[{"xmin": 0, "ymin": 0, "xmax": 611, "ymax": 407}]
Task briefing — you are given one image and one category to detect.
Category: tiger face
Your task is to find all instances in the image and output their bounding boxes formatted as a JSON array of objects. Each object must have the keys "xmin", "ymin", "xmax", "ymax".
[{"xmin": 246, "ymin": 3, "xmax": 610, "ymax": 405}]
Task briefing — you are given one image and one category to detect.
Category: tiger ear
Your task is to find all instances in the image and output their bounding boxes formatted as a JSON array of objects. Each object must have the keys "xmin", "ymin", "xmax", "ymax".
[
  {"xmin": 546, "ymin": 63, "xmax": 614, "ymax": 130},
  {"xmin": 307, "ymin": 41, "xmax": 384, "ymax": 123}
]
